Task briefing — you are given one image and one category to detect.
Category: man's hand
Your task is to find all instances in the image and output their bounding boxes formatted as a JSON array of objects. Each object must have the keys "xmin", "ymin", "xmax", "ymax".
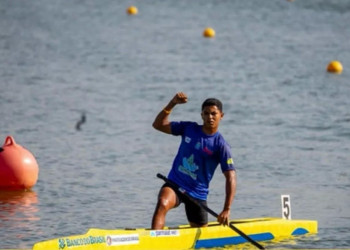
[
  {"xmin": 217, "ymin": 209, "xmax": 230, "ymax": 226},
  {"xmin": 171, "ymin": 92, "xmax": 188, "ymax": 105}
]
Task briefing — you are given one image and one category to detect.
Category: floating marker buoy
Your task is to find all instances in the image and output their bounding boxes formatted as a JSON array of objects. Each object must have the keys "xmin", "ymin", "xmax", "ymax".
[
  {"xmin": 0, "ymin": 136, "xmax": 39, "ymax": 190},
  {"xmin": 327, "ymin": 61, "xmax": 343, "ymax": 74},
  {"xmin": 127, "ymin": 6, "xmax": 138, "ymax": 15},
  {"xmin": 203, "ymin": 27, "xmax": 215, "ymax": 38}
]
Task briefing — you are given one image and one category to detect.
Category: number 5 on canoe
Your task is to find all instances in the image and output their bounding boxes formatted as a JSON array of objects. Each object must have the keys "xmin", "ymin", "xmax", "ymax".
[{"xmin": 281, "ymin": 194, "xmax": 291, "ymax": 220}]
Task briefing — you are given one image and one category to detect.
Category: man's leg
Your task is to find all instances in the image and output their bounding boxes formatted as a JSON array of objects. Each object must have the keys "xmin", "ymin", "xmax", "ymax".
[{"xmin": 151, "ymin": 186, "xmax": 178, "ymax": 229}]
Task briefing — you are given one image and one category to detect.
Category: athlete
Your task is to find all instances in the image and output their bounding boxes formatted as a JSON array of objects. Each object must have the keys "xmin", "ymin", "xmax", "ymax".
[{"xmin": 151, "ymin": 92, "xmax": 236, "ymax": 229}]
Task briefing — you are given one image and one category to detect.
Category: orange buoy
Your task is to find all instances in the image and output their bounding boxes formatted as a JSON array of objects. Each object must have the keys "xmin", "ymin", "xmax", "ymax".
[
  {"xmin": 327, "ymin": 61, "xmax": 343, "ymax": 74},
  {"xmin": 203, "ymin": 27, "xmax": 216, "ymax": 38},
  {"xmin": 127, "ymin": 6, "xmax": 138, "ymax": 15},
  {"xmin": 0, "ymin": 136, "xmax": 39, "ymax": 190}
]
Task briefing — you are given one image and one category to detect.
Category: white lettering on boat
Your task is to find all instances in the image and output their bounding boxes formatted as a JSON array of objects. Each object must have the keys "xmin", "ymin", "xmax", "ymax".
[
  {"xmin": 106, "ymin": 234, "xmax": 139, "ymax": 246},
  {"xmin": 150, "ymin": 230, "xmax": 180, "ymax": 237}
]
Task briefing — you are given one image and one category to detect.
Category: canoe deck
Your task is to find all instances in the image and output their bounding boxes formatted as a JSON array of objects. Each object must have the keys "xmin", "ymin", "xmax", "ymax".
[{"xmin": 33, "ymin": 217, "xmax": 317, "ymax": 249}]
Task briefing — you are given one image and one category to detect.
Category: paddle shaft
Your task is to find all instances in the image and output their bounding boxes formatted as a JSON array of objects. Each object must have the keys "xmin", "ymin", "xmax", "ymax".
[{"xmin": 156, "ymin": 173, "xmax": 265, "ymax": 249}]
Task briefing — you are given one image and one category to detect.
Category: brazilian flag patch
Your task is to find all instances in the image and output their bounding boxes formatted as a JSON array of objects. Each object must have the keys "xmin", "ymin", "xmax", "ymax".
[{"xmin": 227, "ymin": 158, "xmax": 234, "ymax": 165}]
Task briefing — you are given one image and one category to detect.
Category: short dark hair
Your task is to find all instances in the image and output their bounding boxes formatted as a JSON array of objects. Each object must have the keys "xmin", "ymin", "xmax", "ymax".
[{"xmin": 201, "ymin": 98, "xmax": 223, "ymax": 112}]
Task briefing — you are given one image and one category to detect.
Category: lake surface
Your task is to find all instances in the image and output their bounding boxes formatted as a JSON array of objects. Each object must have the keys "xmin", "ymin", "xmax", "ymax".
[{"xmin": 0, "ymin": 0, "xmax": 349, "ymax": 248}]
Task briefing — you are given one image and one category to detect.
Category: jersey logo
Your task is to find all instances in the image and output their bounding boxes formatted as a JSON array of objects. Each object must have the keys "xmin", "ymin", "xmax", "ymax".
[
  {"xmin": 185, "ymin": 137, "xmax": 191, "ymax": 143},
  {"xmin": 195, "ymin": 142, "xmax": 201, "ymax": 150},
  {"xmin": 203, "ymin": 147, "xmax": 213, "ymax": 155},
  {"xmin": 178, "ymin": 154, "xmax": 198, "ymax": 180}
]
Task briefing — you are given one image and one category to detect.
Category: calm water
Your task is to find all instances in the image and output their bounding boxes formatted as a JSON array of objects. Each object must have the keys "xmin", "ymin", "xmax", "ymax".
[{"xmin": 1, "ymin": 0, "xmax": 349, "ymax": 248}]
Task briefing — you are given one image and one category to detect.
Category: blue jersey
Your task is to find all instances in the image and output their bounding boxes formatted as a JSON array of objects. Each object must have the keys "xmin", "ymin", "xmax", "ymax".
[{"xmin": 168, "ymin": 121, "xmax": 235, "ymax": 200}]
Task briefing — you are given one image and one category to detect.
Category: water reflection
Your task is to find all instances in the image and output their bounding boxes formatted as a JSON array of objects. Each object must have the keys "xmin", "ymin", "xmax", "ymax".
[{"xmin": 0, "ymin": 190, "xmax": 40, "ymax": 248}]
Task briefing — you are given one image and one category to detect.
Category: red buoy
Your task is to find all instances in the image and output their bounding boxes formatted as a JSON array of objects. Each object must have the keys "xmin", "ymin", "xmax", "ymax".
[{"xmin": 0, "ymin": 136, "xmax": 39, "ymax": 190}]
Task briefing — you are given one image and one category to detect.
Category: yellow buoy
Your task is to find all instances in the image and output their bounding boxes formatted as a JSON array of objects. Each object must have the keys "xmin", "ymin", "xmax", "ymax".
[
  {"xmin": 203, "ymin": 27, "xmax": 215, "ymax": 38},
  {"xmin": 127, "ymin": 6, "xmax": 138, "ymax": 15},
  {"xmin": 327, "ymin": 61, "xmax": 343, "ymax": 74}
]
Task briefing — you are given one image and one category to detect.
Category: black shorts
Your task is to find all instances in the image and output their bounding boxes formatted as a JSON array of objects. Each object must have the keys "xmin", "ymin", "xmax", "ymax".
[{"xmin": 162, "ymin": 184, "xmax": 208, "ymax": 225}]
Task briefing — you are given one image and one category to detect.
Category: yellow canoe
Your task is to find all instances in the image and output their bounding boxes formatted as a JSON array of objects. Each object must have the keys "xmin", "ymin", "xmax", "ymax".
[{"xmin": 33, "ymin": 217, "xmax": 317, "ymax": 249}]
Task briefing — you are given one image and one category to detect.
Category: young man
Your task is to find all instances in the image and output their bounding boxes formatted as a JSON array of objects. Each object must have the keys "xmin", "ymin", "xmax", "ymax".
[{"xmin": 152, "ymin": 92, "xmax": 236, "ymax": 229}]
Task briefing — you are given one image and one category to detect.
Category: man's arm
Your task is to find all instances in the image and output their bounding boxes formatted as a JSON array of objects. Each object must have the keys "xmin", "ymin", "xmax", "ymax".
[
  {"xmin": 217, "ymin": 170, "xmax": 236, "ymax": 226},
  {"xmin": 152, "ymin": 92, "xmax": 187, "ymax": 134}
]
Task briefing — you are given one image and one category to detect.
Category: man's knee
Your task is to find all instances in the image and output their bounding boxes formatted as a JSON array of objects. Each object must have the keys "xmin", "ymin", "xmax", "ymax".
[{"xmin": 157, "ymin": 197, "xmax": 172, "ymax": 211}]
